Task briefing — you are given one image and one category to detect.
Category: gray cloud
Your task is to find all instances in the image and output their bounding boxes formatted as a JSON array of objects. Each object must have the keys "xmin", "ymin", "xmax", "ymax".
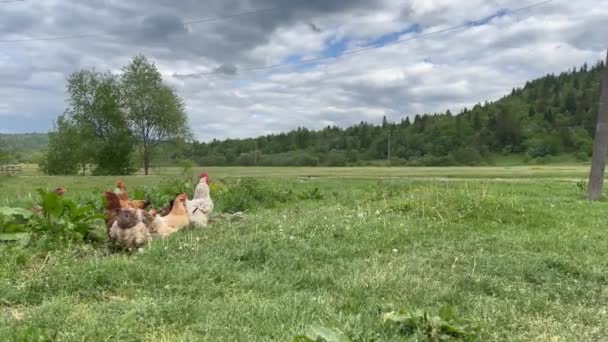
[
  {"xmin": 0, "ymin": 0, "xmax": 606, "ymax": 141},
  {"xmin": 139, "ymin": 14, "xmax": 188, "ymax": 41}
]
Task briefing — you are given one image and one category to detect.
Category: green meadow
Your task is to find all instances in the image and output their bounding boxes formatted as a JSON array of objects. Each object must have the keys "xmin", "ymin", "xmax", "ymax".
[{"xmin": 1, "ymin": 166, "xmax": 607, "ymax": 341}]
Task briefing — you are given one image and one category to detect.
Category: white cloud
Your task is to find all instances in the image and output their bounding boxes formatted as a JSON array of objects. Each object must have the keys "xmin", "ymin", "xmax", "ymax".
[{"xmin": 0, "ymin": 0, "xmax": 606, "ymax": 140}]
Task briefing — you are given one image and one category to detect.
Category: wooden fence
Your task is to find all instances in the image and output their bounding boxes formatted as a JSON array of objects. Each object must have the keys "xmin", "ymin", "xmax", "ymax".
[{"xmin": 0, "ymin": 164, "xmax": 23, "ymax": 174}]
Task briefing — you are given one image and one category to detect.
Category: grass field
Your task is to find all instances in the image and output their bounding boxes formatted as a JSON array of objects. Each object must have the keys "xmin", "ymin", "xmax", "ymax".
[{"xmin": 1, "ymin": 166, "xmax": 607, "ymax": 341}]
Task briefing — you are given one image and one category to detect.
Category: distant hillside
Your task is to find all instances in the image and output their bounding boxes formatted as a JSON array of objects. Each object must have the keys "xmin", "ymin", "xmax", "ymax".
[
  {"xmin": 0, "ymin": 133, "xmax": 49, "ymax": 152},
  {"xmin": 0, "ymin": 133, "xmax": 49, "ymax": 163},
  {"xmin": 178, "ymin": 60, "xmax": 604, "ymax": 166}
]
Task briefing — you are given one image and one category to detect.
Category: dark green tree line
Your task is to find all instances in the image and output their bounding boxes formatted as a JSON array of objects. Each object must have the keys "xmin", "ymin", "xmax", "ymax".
[{"xmin": 185, "ymin": 60, "xmax": 603, "ymax": 166}]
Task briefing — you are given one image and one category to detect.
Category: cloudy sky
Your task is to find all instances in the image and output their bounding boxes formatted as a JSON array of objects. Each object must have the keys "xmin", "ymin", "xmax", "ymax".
[{"xmin": 0, "ymin": 0, "xmax": 606, "ymax": 141}]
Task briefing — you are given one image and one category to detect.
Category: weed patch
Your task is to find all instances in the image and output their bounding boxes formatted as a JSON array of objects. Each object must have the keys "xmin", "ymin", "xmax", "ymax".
[{"xmin": 383, "ymin": 306, "xmax": 480, "ymax": 341}]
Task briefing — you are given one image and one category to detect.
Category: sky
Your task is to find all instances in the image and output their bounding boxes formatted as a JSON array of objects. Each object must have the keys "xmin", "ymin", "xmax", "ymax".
[{"xmin": 0, "ymin": 0, "xmax": 606, "ymax": 141}]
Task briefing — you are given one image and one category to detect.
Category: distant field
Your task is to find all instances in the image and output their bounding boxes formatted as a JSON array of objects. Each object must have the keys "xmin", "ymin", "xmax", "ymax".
[
  {"xmin": 6, "ymin": 163, "xmax": 594, "ymax": 179},
  {"xmin": 1, "ymin": 164, "xmax": 592, "ymax": 207}
]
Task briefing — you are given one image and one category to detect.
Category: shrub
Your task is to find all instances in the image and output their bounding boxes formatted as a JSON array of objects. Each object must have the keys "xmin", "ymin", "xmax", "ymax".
[
  {"xmin": 383, "ymin": 306, "xmax": 479, "ymax": 341},
  {"xmin": 130, "ymin": 177, "xmax": 323, "ymax": 214},
  {"xmin": 451, "ymin": 147, "xmax": 484, "ymax": 165},
  {"xmin": 197, "ymin": 154, "xmax": 227, "ymax": 166},
  {"xmin": 214, "ymin": 178, "xmax": 324, "ymax": 213},
  {"xmin": 215, "ymin": 178, "xmax": 296, "ymax": 213},
  {"xmin": 209, "ymin": 180, "xmax": 227, "ymax": 196},
  {"xmin": 576, "ymin": 179, "xmax": 588, "ymax": 194},
  {"xmin": 1, "ymin": 190, "xmax": 105, "ymax": 247},
  {"xmin": 408, "ymin": 154, "xmax": 457, "ymax": 166},
  {"xmin": 235, "ymin": 153, "xmax": 256, "ymax": 166},
  {"xmin": 525, "ymin": 134, "xmax": 561, "ymax": 158},
  {"xmin": 258, "ymin": 151, "xmax": 320, "ymax": 166},
  {"xmin": 575, "ymin": 151, "xmax": 589, "ymax": 162},
  {"xmin": 320, "ymin": 150, "xmax": 348, "ymax": 166},
  {"xmin": 28, "ymin": 189, "xmax": 105, "ymax": 243},
  {"xmin": 0, "ymin": 207, "xmax": 32, "ymax": 244},
  {"xmin": 298, "ymin": 187, "xmax": 323, "ymax": 200},
  {"xmin": 131, "ymin": 178, "xmax": 195, "ymax": 210}
]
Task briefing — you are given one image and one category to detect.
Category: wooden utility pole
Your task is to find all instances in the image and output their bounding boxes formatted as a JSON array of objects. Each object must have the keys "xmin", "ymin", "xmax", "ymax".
[
  {"xmin": 587, "ymin": 49, "xmax": 608, "ymax": 200},
  {"xmin": 387, "ymin": 129, "xmax": 391, "ymax": 165},
  {"xmin": 254, "ymin": 140, "xmax": 258, "ymax": 165}
]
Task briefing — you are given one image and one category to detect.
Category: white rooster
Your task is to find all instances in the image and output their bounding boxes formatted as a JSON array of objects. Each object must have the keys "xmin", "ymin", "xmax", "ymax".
[{"xmin": 185, "ymin": 172, "xmax": 214, "ymax": 227}]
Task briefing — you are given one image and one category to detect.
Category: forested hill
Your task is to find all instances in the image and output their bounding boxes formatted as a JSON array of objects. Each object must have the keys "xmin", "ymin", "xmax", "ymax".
[{"xmin": 184, "ymin": 60, "xmax": 604, "ymax": 166}]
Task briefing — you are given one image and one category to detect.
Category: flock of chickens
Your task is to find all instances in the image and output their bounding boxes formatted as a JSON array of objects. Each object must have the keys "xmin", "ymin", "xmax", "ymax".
[{"xmin": 103, "ymin": 172, "xmax": 214, "ymax": 251}]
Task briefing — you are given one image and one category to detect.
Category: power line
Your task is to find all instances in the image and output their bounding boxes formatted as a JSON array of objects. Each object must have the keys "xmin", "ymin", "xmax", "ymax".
[
  {"xmin": 173, "ymin": 0, "xmax": 555, "ymax": 78},
  {"xmin": 0, "ymin": 0, "xmax": 25, "ymax": 3},
  {"xmin": 0, "ymin": 7, "xmax": 278, "ymax": 43},
  {"xmin": 183, "ymin": 7, "xmax": 278, "ymax": 25}
]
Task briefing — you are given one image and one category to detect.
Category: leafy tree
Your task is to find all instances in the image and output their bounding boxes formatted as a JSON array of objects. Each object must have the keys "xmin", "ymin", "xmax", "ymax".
[
  {"xmin": 569, "ymin": 127, "xmax": 592, "ymax": 156},
  {"xmin": 38, "ymin": 55, "xmax": 192, "ymax": 175},
  {"xmin": 382, "ymin": 115, "xmax": 388, "ymax": 128},
  {"xmin": 493, "ymin": 106, "xmax": 522, "ymax": 150},
  {"xmin": 543, "ymin": 109, "xmax": 554, "ymax": 124},
  {"xmin": 66, "ymin": 70, "xmax": 135, "ymax": 175},
  {"xmin": 121, "ymin": 55, "xmax": 190, "ymax": 175},
  {"xmin": 564, "ymin": 89, "xmax": 577, "ymax": 114},
  {"xmin": 39, "ymin": 115, "xmax": 87, "ymax": 175},
  {"xmin": 525, "ymin": 133, "xmax": 561, "ymax": 158}
]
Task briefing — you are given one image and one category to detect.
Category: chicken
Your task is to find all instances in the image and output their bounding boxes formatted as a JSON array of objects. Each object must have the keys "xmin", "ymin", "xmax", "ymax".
[
  {"xmin": 108, "ymin": 208, "xmax": 152, "ymax": 251},
  {"xmin": 105, "ymin": 190, "xmax": 172, "ymax": 240},
  {"xmin": 147, "ymin": 213, "xmax": 179, "ymax": 238},
  {"xmin": 53, "ymin": 187, "xmax": 67, "ymax": 196},
  {"xmin": 103, "ymin": 191, "xmax": 123, "ymax": 237},
  {"xmin": 114, "ymin": 180, "xmax": 150, "ymax": 210},
  {"xmin": 185, "ymin": 172, "xmax": 214, "ymax": 227},
  {"xmin": 158, "ymin": 193, "xmax": 190, "ymax": 231},
  {"xmin": 194, "ymin": 173, "xmax": 212, "ymax": 200}
]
